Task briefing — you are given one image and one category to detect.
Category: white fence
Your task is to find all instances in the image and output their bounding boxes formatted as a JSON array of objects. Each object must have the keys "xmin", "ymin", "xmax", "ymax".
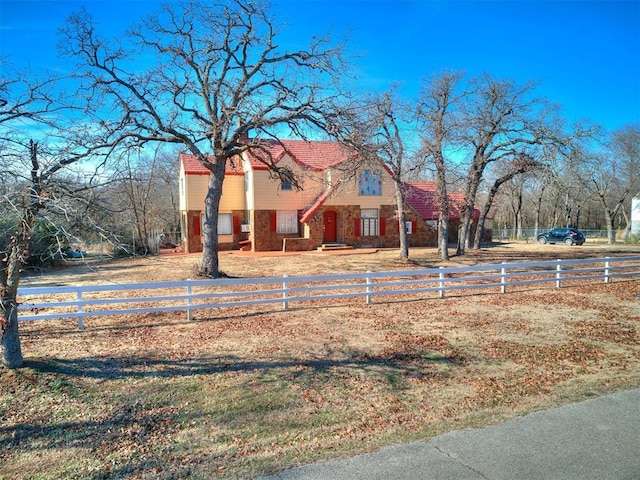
[{"xmin": 17, "ymin": 256, "xmax": 640, "ymax": 330}]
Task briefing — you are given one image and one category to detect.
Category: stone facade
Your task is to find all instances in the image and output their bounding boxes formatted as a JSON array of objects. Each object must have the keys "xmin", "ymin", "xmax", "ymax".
[
  {"xmin": 183, "ymin": 210, "xmax": 202, "ymax": 254},
  {"xmin": 183, "ymin": 209, "xmax": 250, "ymax": 253},
  {"xmin": 185, "ymin": 206, "xmax": 484, "ymax": 253},
  {"xmin": 250, "ymin": 210, "xmax": 307, "ymax": 251}
]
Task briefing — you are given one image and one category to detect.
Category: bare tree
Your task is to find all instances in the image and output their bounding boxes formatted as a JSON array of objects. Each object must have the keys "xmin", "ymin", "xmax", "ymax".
[
  {"xmin": 1, "ymin": 62, "xmax": 118, "ymax": 368},
  {"xmin": 573, "ymin": 149, "xmax": 629, "ymax": 244},
  {"xmin": 416, "ymin": 72, "xmax": 463, "ymax": 260},
  {"xmin": 472, "ymin": 154, "xmax": 541, "ymax": 248},
  {"xmin": 345, "ymin": 90, "xmax": 420, "ymax": 260},
  {"xmin": 60, "ymin": 0, "xmax": 349, "ymax": 277},
  {"xmin": 454, "ymin": 74, "xmax": 568, "ymax": 255},
  {"xmin": 109, "ymin": 147, "xmax": 180, "ymax": 253},
  {"xmin": 611, "ymin": 125, "xmax": 640, "ymax": 241}
]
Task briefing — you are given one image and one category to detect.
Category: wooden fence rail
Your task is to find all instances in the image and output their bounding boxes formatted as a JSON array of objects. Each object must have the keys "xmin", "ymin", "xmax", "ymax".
[{"xmin": 17, "ymin": 256, "xmax": 640, "ymax": 329}]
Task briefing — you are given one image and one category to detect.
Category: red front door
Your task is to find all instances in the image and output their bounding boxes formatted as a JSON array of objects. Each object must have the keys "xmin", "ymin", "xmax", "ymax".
[{"xmin": 323, "ymin": 211, "xmax": 337, "ymax": 243}]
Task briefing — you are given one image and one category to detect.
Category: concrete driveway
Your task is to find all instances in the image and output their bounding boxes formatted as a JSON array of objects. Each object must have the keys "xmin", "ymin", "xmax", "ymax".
[{"xmin": 259, "ymin": 387, "xmax": 640, "ymax": 480}]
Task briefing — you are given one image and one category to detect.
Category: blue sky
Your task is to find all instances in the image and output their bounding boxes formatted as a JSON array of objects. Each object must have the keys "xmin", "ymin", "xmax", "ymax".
[{"xmin": 1, "ymin": 0, "xmax": 639, "ymax": 133}]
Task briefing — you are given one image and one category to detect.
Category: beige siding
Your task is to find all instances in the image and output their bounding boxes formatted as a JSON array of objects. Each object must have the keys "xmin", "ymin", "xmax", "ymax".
[
  {"xmin": 326, "ymin": 170, "xmax": 396, "ymax": 208},
  {"xmin": 249, "ymin": 155, "xmax": 324, "ymax": 210},
  {"xmin": 182, "ymin": 173, "xmax": 246, "ymax": 212},
  {"xmin": 184, "ymin": 175, "xmax": 209, "ymax": 211},
  {"xmin": 219, "ymin": 175, "xmax": 246, "ymax": 211}
]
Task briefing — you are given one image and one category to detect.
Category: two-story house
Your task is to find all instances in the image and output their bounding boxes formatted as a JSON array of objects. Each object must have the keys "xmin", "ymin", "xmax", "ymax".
[{"xmin": 179, "ymin": 139, "xmax": 486, "ymax": 253}]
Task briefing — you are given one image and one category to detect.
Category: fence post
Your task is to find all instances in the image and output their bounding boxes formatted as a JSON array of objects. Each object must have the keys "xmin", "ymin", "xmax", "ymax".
[
  {"xmin": 501, "ymin": 262, "xmax": 507, "ymax": 294},
  {"xmin": 604, "ymin": 257, "xmax": 611, "ymax": 283},
  {"xmin": 366, "ymin": 271, "xmax": 372, "ymax": 305},
  {"xmin": 439, "ymin": 267, "xmax": 445, "ymax": 298},
  {"xmin": 186, "ymin": 279, "xmax": 193, "ymax": 321},
  {"xmin": 282, "ymin": 274, "xmax": 289, "ymax": 310},
  {"xmin": 555, "ymin": 259, "xmax": 562, "ymax": 288},
  {"xmin": 77, "ymin": 291, "xmax": 84, "ymax": 330}
]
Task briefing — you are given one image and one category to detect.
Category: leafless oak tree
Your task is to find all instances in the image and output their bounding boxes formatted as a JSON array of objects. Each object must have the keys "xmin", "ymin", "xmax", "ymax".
[
  {"xmin": 416, "ymin": 72, "xmax": 463, "ymax": 260},
  {"xmin": 572, "ymin": 149, "xmax": 630, "ymax": 244},
  {"xmin": 472, "ymin": 153, "xmax": 542, "ymax": 248},
  {"xmin": 1, "ymin": 62, "xmax": 121, "ymax": 368},
  {"xmin": 341, "ymin": 89, "xmax": 422, "ymax": 260},
  {"xmin": 453, "ymin": 74, "xmax": 571, "ymax": 254},
  {"xmin": 611, "ymin": 125, "xmax": 640, "ymax": 241},
  {"xmin": 60, "ymin": 0, "xmax": 350, "ymax": 277}
]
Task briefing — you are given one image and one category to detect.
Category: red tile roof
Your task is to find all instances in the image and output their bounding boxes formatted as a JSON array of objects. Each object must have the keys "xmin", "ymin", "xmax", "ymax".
[
  {"xmin": 179, "ymin": 153, "xmax": 244, "ymax": 175},
  {"xmin": 404, "ymin": 182, "xmax": 479, "ymax": 221},
  {"xmin": 180, "ymin": 140, "xmax": 356, "ymax": 175},
  {"xmin": 247, "ymin": 139, "xmax": 355, "ymax": 171},
  {"xmin": 300, "ymin": 180, "xmax": 343, "ymax": 223}
]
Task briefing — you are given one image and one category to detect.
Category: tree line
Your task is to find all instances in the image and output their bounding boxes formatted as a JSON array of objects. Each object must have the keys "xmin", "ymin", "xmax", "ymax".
[{"xmin": 1, "ymin": 0, "xmax": 638, "ymax": 368}]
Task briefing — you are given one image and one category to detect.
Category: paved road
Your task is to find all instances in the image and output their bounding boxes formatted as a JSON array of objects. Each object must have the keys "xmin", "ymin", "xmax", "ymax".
[{"xmin": 259, "ymin": 387, "xmax": 640, "ymax": 480}]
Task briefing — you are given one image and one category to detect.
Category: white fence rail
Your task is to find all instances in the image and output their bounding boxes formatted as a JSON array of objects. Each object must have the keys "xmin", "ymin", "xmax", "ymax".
[{"xmin": 17, "ymin": 256, "xmax": 640, "ymax": 329}]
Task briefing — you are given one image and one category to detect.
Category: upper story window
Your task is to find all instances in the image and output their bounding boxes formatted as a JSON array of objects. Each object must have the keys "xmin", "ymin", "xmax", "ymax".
[
  {"xmin": 280, "ymin": 167, "xmax": 295, "ymax": 192},
  {"xmin": 358, "ymin": 170, "xmax": 382, "ymax": 196}
]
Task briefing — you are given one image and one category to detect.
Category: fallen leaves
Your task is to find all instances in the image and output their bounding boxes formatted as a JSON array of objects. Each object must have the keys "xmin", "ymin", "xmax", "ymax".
[
  {"xmin": 4, "ymin": 245, "xmax": 640, "ymax": 479},
  {"xmin": 482, "ymin": 339, "xmax": 606, "ymax": 368}
]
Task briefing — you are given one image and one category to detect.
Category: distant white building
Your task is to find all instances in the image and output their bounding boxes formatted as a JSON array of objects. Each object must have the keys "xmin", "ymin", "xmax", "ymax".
[{"xmin": 632, "ymin": 197, "xmax": 640, "ymax": 235}]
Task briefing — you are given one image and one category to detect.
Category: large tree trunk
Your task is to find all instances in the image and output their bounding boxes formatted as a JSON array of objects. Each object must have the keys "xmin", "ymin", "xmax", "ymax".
[
  {"xmin": 199, "ymin": 157, "xmax": 226, "ymax": 277},
  {"xmin": 473, "ymin": 185, "xmax": 500, "ymax": 249},
  {"xmin": 2, "ymin": 204, "xmax": 36, "ymax": 368},
  {"xmin": 621, "ymin": 206, "xmax": 631, "ymax": 242},
  {"xmin": 596, "ymin": 189, "xmax": 627, "ymax": 245},
  {"xmin": 456, "ymin": 169, "xmax": 482, "ymax": 255},
  {"xmin": 514, "ymin": 187, "xmax": 524, "ymax": 239},
  {"xmin": 438, "ymin": 217, "xmax": 449, "ymax": 259},
  {"xmin": 2, "ymin": 242, "xmax": 25, "ymax": 368},
  {"xmin": 1, "ymin": 142, "xmax": 42, "ymax": 369},
  {"xmin": 1, "ymin": 299, "xmax": 22, "ymax": 369},
  {"xmin": 604, "ymin": 210, "xmax": 616, "ymax": 244},
  {"xmin": 394, "ymin": 181, "xmax": 409, "ymax": 260},
  {"xmin": 434, "ymin": 155, "xmax": 450, "ymax": 260}
]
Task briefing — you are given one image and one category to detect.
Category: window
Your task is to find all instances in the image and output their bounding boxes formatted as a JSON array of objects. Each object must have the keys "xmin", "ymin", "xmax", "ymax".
[
  {"xmin": 277, "ymin": 211, "xmax": 298, "ymax": 234},
  {"xmin": 280, "ymin": 168, "xmax": 294, "ymax": 191},
  {"xmin": 361, "ymin": 209, "xmax": 379, "ymax": 237},
  {"xmin": 218, "ymin": 213, "xmax": 233, "ymax": 235},
  {"xmin": 405, "ymin": 221, "xmax": 413, "ymax": 235},
  {"xmin": 358, "ymin": 170, "xmax": 382, "ymax": 196}
]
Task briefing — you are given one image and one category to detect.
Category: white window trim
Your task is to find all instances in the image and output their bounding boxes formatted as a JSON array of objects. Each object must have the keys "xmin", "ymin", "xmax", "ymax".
[{"xmin": 405, "ymin": 221, "xmax": 413, "ymax": 235}]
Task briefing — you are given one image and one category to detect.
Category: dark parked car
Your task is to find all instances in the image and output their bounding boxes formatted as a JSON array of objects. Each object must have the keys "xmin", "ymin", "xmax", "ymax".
[{"xmin": 537, "ymin": 228, "xmax": 585, "ymax": 246}]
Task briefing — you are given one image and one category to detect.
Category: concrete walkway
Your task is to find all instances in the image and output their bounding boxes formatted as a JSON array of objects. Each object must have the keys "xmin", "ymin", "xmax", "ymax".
[{"xmin": 259, "ymin": 387, "xmax": 640, "ymax": 480}]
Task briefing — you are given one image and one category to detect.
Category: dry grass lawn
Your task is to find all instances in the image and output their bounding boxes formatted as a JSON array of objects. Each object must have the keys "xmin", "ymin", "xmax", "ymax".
[{"xmin": 2, "ymin": 242, "xmax": 640, "ymax": 479}]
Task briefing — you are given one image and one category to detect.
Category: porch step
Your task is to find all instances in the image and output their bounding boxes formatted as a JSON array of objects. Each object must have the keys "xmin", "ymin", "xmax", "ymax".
[{"xmin": 317, "ymin": 243, "xmax": 354, "ymax": 252}]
